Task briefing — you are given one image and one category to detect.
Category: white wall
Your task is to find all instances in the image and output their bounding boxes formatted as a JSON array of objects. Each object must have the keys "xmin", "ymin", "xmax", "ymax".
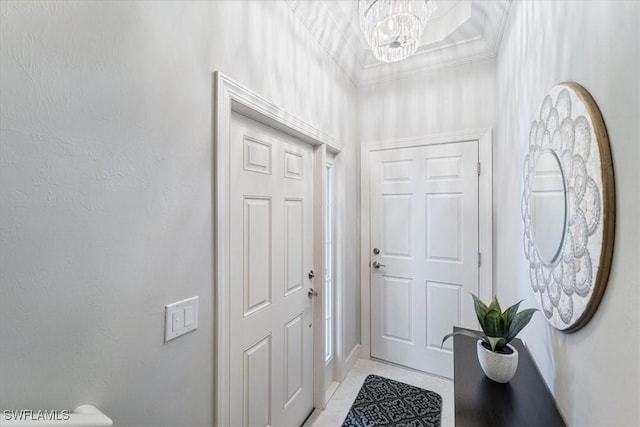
[
  {"xmin": 359, "ymin": 58, "xmax": 497, "ymax": 143},
  {"xmin": 3, "ymin": 1, "xmax": 638, "ymax": 425},
  {"xmin": 0, "ymin": 1, "xmax": 359, "ymax": 426},
  {"xmin": 357, "ymin": 56, "xmax": 496, "ymax": 360},
  {"xmin": 495, "ymin": 1, "xmax": 640, "ymax": 425}
]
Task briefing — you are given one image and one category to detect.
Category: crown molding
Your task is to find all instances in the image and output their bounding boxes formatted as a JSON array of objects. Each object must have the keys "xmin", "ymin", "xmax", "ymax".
[{"xmin": 287, "ymin": 0, "xmax": 513, "ymax": 87}]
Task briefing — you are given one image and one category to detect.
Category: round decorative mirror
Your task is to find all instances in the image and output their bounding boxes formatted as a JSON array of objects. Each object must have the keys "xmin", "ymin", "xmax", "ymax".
[{"xmin": 522, "ymin": 82, "xmax": 615, "ymax": 332}]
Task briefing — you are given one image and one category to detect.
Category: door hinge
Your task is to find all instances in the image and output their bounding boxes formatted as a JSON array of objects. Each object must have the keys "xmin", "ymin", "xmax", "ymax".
[
  {"xmin": 477, "ymin": 162, "xmax": 481, "ymax": 176},
  {"xmin": 478, "ymin": 252, "xmax": 482, "ymax": 267}
]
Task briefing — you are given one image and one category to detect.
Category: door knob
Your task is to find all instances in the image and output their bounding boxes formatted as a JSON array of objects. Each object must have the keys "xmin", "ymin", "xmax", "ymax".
[
  {"xmin": 372, "ymin": 261, "xmax": 386, "ymax": 269},
  {"xmin": 308, "ymin": 288, "xmax": 318, "ymax": 298},
  {"xmin": 373, "ymin": 247, "xmax": 380, "ymax": 255},
  {"xmin": 308, "ymin": 270, "xmax": 315, "ymax": 279}
]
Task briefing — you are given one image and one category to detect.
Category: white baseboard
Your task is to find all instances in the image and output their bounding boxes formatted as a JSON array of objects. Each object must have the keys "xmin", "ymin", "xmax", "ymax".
[{"xmin": 342, "ymin": 344, "xmax": 361, "ymax": 379}]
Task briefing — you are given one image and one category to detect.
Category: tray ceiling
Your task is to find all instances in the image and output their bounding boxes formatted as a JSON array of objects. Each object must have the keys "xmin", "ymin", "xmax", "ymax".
[{"xmin": 287, "ymin": 0, "xmax": 512, "ymax": 86}]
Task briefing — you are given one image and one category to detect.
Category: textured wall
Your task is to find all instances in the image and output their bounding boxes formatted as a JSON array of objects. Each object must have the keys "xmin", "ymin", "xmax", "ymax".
[
  {"xmin": 0, "ymin": 1, "xmax": 358, "ymax": 426},
  {"xmin": 495, "ymin": 1, "xmax": 640, "ymax": 425},
  {"xmin": 359, "ymin": 58, "xmax": 497, "ymax": 143}
]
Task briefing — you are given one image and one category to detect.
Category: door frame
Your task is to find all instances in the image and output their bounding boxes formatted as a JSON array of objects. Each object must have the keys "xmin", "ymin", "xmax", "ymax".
[
  {"xmin": 359, "ymin": 128, "xmax": 493, "ymax": 360},
  {"xmin": 213, "ymin": 72, "xmax": 343, "ymax": 425}
]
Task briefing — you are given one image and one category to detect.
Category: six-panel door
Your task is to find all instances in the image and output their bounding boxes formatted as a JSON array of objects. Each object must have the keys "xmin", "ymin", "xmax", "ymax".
[
  {"xmin": 370, "ymin": 141, "xmax": 479, "ymax": 379},
  {"xmin": 229, "ymin": 112, "xmax": 314, "ymax": 426}
]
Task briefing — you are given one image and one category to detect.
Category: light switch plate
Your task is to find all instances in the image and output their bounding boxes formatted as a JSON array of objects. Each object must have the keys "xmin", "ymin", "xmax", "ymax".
[{"xmin": 165, "ymin": 296, "xmax": 199, "ymax": 342}]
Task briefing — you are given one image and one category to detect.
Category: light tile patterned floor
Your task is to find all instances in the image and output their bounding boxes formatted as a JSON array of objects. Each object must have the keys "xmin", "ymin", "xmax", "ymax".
[{"xmin": 304, "ymin": 358, "xmax": 454, "ymax": 427}]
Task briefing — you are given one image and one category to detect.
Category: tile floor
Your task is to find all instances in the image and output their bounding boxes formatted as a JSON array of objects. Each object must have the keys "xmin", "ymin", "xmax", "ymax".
[{"xmin": 304, "ymin": 358, "xmax": 454, "ymax": 427}]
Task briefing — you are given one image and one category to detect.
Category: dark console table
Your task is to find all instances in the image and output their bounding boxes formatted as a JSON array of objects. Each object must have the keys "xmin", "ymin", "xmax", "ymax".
[{"xmin": 453, "ymin": 327, "xmax": 566, "ymax": 426}]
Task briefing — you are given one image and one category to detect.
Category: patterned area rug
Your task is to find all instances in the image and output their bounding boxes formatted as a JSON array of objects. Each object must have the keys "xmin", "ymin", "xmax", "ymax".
[{"xmin": 342, "ymin": 374, "xmax": 442, "ymax": 427}]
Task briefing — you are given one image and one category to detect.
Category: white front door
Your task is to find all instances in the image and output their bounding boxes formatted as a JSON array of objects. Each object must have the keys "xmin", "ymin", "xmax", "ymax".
[
  {"xmin": 369, "ymin": 141, "xmax": 479, "ymax": 378},
  {"xmin": 229, "ymin": 112, "xmax": 315, "ymax": 426}
]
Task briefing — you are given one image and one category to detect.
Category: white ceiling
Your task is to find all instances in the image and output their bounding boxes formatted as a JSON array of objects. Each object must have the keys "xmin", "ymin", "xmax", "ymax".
[{"xmin": 287, "ymin": 0, "xmax": 512, "ymax": 86}]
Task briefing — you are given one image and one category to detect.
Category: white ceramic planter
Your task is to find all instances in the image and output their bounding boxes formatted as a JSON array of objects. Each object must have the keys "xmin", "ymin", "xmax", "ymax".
[{"xmin": 476, "ymin": 340, "xmax": 519, "ymax": 383}]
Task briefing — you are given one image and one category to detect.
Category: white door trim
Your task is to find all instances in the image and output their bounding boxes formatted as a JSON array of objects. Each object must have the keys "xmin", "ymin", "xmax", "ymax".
[
  {"xmin": 213, "ymin": 72, "xmax": 343, "ymax": 425},
  {"xmin": 360, "ymin": 128, "xmax": 493, "ymax": 360}
]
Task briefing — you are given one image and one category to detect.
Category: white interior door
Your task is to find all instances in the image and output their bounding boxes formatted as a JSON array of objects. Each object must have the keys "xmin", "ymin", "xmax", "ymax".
[
  {"xmin": 369, "ymin": 141, "xmax": 479, "ymax": 378},
  {"xmin": 229, "ymin": 112, "xmax": 315, "ymax": 426}
]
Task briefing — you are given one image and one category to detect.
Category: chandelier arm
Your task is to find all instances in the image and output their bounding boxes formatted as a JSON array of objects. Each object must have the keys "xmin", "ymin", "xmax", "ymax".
[{"xmin": 361, "ymin": 0, "xmax": 380, "ymax": 18}]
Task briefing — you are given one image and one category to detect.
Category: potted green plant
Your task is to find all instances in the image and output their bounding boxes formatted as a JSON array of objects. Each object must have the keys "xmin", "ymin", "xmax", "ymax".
[{"xmin": 442, "ymin": 294, "xmax": 537, "ymax": 383}]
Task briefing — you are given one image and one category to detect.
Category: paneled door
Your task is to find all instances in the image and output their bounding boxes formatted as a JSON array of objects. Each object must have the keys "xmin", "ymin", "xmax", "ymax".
[
  {"xmin": 229, "ymin": 112, "xmax": 315, "ymax": 426},
  {"xmin": 369, "ymin": 141, "xmax": 479, "ymax": 378}
]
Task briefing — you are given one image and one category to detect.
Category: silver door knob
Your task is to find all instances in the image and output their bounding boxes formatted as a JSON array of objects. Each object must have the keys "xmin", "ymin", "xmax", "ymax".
[
  {"xmin": 373, "ymin": 247, "xmax": 381, "ymax": 255},
  {"xmin": 308, "ymin": 270, "xmax": 315, "ymax": 279},
  {"xmin": 308, "ymin": 288, "xmax": 318, "ymax": 298},
  {"xmin": 372, "ymin": 261, "xmax": 386, "ymax": 269}
]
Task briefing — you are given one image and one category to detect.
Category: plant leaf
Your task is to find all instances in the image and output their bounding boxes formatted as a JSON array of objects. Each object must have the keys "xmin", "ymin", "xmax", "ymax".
[
  {"xmin": 502, "ymin": 299, "xmax": 525, "ymax": 330},
  {"xmin": 441, "ymin": 329, "xmax": 486, "ymax": 348},
  {"xmin": 483, "ymin": 309, "xmax": 506, "ymax": 337},
  {"xmin": 507, "ymin": 308, "xmax": 538, "ymax": 341},
  {"xmin": 471, "ymin": 293, "xmax": 489, "ymax": 331},
  {"xmin": 488, "ymin": 295, "xmax": 502, "ymax": 313},
  {"xmin": 485, "ymin": 336, "xmax": 507, "ymax": 352}
]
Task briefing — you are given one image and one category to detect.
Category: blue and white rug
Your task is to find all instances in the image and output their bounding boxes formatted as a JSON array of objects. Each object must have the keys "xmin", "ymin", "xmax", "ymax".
[{"xmin": 342, "ymin": 374, "xmax": 442, "ymax": 427}]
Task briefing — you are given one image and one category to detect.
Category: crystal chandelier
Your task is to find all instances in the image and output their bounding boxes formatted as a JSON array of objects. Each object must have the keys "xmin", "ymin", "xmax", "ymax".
[{"xmin": 359, "ymin": 0, "xmax": 436, "ymax": 63}]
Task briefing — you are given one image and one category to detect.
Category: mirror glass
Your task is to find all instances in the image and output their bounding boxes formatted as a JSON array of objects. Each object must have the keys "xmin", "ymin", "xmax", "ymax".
[{"xmin": 531, "ymin": 150, "xmax": 566, "ymax": 264}]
